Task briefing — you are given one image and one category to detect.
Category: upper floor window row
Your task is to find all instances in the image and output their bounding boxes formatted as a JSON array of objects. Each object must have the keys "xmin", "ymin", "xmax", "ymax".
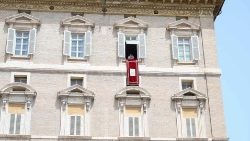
[{"xmin": 4, "ymin": 13, "xmax": 201, "ymax": 64}]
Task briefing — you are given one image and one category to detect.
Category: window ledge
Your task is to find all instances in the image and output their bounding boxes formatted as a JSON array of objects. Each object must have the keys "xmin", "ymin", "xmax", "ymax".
[
  {"xmin": 177, "ymin": 138, "xmax": 208, "ymax": 141},
  {"xmin": 67, "ymin": 57, "xmax": 88, "ymax": 61},
  {"xmin": 118, "ymin": 137, "xmax": 150, "ymax": 141},
  {"xmin": 11, "ymin": 55, "xmax": 30, "ymax": 59},
  {"xmin": 0, "ymin": 134, "xmax": 31, "ymax": 139},
  {"xmin": 177, "ymin": 61, "xmax": 196, "ymax": 65},
  {"xmin": 58, "ymin": 135, "xmax": 92, "ymax": 140}
]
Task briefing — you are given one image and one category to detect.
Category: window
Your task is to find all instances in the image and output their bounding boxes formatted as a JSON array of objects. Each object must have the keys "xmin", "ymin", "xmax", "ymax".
[
  {"xmin": 71, "ymin": 33, "xmax": 85, "ymax": 58},
  {"xmin": 5, "ymin": 13, "xmax": 40, "ymax": 58},
  {"xmin": 125, "ymin": 107, "xmax": 141, "ymax": 137},
  {"xmin": 15, "ymin": 31, "xmax": 29, "ymax": 56},
  {"xmin": 58, "ymin": 85, "xmax": 94, "ymax": 136},
  {"xmin": 68, "ymin": 105, "xmax": 84, "ymax": 136},
  {"xmin": 124, "ymin": 14, "xmax": 136, "ymax": 18},
  {"xmin": 177, "ymin": 37, "xmax": 192, "ymax": 62},
  {"xmin": 70, "ymin": 77, "xmax": 83, "ymax": 86},
  {"xmin": 172, "ymin": 89, "xmax": 207, "ymax": 138},
  {"xmin": 0, "ymin": 82, "xmax": 36, "ymax": 136},
  {"xmin": 181, "ymin": 80, "xmax": 193, "ymax": 90},
  {"xmin": 68, "ymin": 74, "xmax": 85, "ymax": 87},
  {"xmin": 171, "ymin": 35, "xmax": 199, "ymax": 62},
  {"xmin": 118, "ymin": 32, "xmax": 146, "ymax": 60},
  {"xmin": 115, "ymin": 17, "xmax": 147, "ymax": 61},
  {"xmin": 115, "ymin": 87, "xmax": 150, "ymax": 137},
  {"xmin": 71, "ymin": 12, "xmax": 84, "ymax": 16},
  {"xmin": 62, "ymin": 16, "xmax": 94, "ymax": 60},
  {"xmin": 176, "ymin": 16, "xmax": 188, "ymax": 21},
  {"xmin": 14, "ymin": 76, "xmax": 27, "ymax": 84},
  {"xmin": 18, "ymin": 10, "xmax": 31, "ymax": 14},
  {"xmin": 8, "ymin": 104, "xmax": 25, "ymax": 135},
  {"xmin": 182, "ymin": 108, "xmax": 198, "ymax": 137}
]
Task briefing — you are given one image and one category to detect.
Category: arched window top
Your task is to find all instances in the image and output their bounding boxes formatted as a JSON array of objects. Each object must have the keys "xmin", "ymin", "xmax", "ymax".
[
  {"xmin": 0, "ymin": 82, "xmax": 36, "ymax": 95},
  {"xmin": 115, "ymin": 86, "xmax": 151, "ymax": 100}
]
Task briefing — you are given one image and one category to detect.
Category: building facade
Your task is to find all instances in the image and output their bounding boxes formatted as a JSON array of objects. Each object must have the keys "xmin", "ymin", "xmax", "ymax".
[{"xmin": 0, "ymin": 0, "xmax": 227, "ymax": 141}]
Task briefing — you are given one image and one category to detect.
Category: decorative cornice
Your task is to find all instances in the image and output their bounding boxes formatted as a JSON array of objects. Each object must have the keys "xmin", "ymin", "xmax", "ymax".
[{"xmin": 0, "ymin": 0, "xmax": 224, "ymax": 18}]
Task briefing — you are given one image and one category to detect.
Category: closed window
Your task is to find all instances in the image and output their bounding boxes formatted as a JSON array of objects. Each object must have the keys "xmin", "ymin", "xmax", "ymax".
[
  {"xmin": 8, "ymin": 104, "xmax": 25, "ymax": 135},
  {"xmin": 67, "ymin": 105, "xmax": 84, "ymax": 136},
  {"xmin": 14, "ymin": 75, "xmax": 27, "ymax": 84},
  {"xmin": 178, "ymin": 37, "xmax": 192, "ymax": 62},
  {"xmin": 171, "ymin": 35, "xmax": 200, "ymax": 62},
  {"xmin": 71, "ymin": 33, "xmax": 85, "ymax": 58},
  {"xmin": 70, "ymin": 77, "xmax": 83, "ymax": 86},
  {"xmin": 63, "ymin": 30, "xmax": 92, "ymax": 59},
  {"xmin": 70, "ymin": 116, "xmax": 81, "ymax": 135},
  {"xmin": 15, "ymin": 31, "xmax": 29, "ymax": 56},
  {"xmin": 182, "ymin": 108, "xmax": 198, "ymax": 138},
  {"xmin": 6, "ymin": 28, "xmax": 37, "ymax": 56},
  {"xmin": 181, "ymin": 80, "xmax": 193, "ymax": 90},
  {"xmin": 125, "ymin": 107, "xmax": 141, "ymax": 137}
]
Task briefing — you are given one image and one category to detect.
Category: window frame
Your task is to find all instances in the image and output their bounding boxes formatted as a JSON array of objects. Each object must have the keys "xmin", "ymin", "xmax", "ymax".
[
  {"xmin": 15, "ymin": 30, "xmax": 30, "ymax": 57},
  {"xmin": 177, "ymin": 37, "xmax": 192, "ymax": 62},
  {"xmin": 70, "ymin": 32, "xmax": 85, "ymax": 59},
  {"xmin": 179, "ymin": 77, "xmax": 197, "ymax": 91},
  {"xmin": 11, "ymin": 72, "xmax": 30, "ymax": 85},
  {"xmin": 67, "ymin": 74, "xmax": 86, "ymax": 88}
]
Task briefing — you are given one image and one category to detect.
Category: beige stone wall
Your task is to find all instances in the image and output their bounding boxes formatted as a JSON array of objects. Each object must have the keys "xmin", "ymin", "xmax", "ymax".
[{"xmin": 0, "ymin": 9, "xmax": 227, "ymax": 140}]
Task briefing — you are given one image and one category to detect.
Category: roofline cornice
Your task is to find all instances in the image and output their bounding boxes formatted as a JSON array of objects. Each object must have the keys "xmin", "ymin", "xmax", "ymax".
[{"xmin": 0, "ymin": 0, "xmax": 224, "ymax": 19}]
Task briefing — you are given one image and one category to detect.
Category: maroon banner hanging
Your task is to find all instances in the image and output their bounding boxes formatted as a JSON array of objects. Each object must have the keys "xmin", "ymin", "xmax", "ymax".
[{"xmin": 126, "ymin": 58, "xmax": 139, "ymax": 86}]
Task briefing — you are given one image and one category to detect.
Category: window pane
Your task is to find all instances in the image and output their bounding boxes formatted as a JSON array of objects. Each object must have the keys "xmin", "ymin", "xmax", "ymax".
[
  {"xmin": 186, "ymin": 118, "xmax": 191, "ymax": 137},
  {"xmin": 16, "ymin": 32, "xmax": 22, "ymax": 37},
  {"xmin": 15, "ymin": 114, "xmax": 21, "ymax": 134},
  {"xmin": 71, "ymin": 52, "xmax": 77, "ymax": 57},
  {"xmin": 15, "ymin": 50, "xmax": 21, "ymax": 55},
  {"xmin": 129, "ymin": 117, "xmax": 133, "ymax": 136},
  {"xmin": 23, "ymin": 32, "xmax": 29, "ymax": 37},
  {"xmin": 70, "ymin": 116, "xmax": 75, "ymax": 135},
  {"xmin": 9, "ymin": 114, "xmax": 15, "ymax": 134},
  {"xmin": 76, "ymin": 116, "xmax": 81, "ymax": 135},
  {"xmin": 191, "ymin": 118, "xmax": 196, "ymax": 137},
  {"xmin": 78, "ymin": 53, "xmax": 84, "ymax": 58},
  {"xmin": 71, "ymin": 34, "xmax": 77, "ymax": 39},
  {"xmin": 134, "ymin": 117, "xmax": 139, "ymax": 136}
]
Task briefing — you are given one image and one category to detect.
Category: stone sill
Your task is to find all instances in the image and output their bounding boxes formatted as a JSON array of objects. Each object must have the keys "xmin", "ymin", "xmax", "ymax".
[
  {"xmin": 58, "ymin": 135, "xmax": 92, "ymax": 140},
  {"xmin": 118, "ymin": 136, "xmax": 150, "ymax": 141},
  {"xmin": 177, "ymin": 138, "xmax": 208, "ymax": 141},
  {"xmin": 0, "ymin": 134, "xmax": 31, "ymax": 139}
]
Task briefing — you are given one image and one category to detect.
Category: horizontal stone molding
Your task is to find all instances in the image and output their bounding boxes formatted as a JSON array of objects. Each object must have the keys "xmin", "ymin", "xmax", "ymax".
[
  {"xmin": 0, "ymin": 0, "xmax": 223, "ymax": 17},
  {"xmin": 0, "ymin": 63, "xmax": 221, "ymax": 76}
]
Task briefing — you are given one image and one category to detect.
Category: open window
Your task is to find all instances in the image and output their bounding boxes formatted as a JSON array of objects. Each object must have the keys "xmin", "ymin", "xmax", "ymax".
[
  {"xmin": 167, "ymin": 19, "xmax": 200, "ymax": 64},
  {"xmin": 115, "ymin": 86, "xmax": 150, "ymax": 139},
  {"xmin": 57, "ymin": 85, "xmax": 94, "ymax": 138},
  {"xmin": 0, "ymin": 83, "xmax": 36, "ymax": 137},
  {"xmin": 5, "ymin": 13, "xmax": 40, "ymax": 60},
  {"xmin": 115, "ymin": 17, "xmax": 148, "ymax": 62},
  {"xmin": 172, "ymin": 88, "xmax": 207, "ymax": 138}
]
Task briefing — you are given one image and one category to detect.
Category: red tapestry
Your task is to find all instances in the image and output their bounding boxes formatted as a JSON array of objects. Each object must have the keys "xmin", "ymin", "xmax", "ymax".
[{"xmin": 126, "ymin": 59, "xmax": 139, "ymax": 86}]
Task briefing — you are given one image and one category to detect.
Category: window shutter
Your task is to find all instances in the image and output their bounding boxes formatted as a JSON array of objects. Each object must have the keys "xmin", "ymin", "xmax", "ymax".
[
  {"xmin": 6, "ymin": 28, "xmax": 16, "ymax": 54},
  {"xmin": 118, "ymin": 32, "xmax": 125, "ymax": 58},
  {"xmin": 171, "ymin": 34, "xmax": 178, "ymax": 60},
  {"xmin": 138, "ymin": 33, "xmax": 146, "ymax": 59},
  {"xmin": 63, "ymin": 30, "xmax": 71, "ymax": 56},
  {"xmin": 191, "ymin": 35, "xmax": 200, "ymax": 60},
  {"xmin": 84, "ymin": 30, "xmax": 92, "ymax": 57},
  {"xmin": 28, "ymin": 28, "xmax": 37, "ymax": 54}
]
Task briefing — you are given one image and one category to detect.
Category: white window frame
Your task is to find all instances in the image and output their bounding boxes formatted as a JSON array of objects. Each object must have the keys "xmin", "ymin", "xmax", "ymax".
[
  {"xmin": 179, "ymin": 77, "xmax": 197, "ymax": 91},
  {"xmin": 11, "ymin": 72, "xmax": 31, "ymax": 85},
  {"xmin": 14, "ymin": 30, "xmax": 30, "ymax": 57},
  {"xmin": 125, "ymin": 114, "xmax": 141, "ymax": 137},
  {"xmin": 181, "ymin": 108, "xmax": 198, "ymax": 138},
  {"xmin": 8, "ymin": 106, "xmax": 25, "ymax": 135},
  {"xmin": 177, "ymin": 37, "xmax": 192, "ymax": 62},
  {"xmin": 70, "ymin": 32, "xmax": 85, "ymax": 59},
  {"xmin": 67, "ymin": 74, "xmax": 86, "ymax": 88}
]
